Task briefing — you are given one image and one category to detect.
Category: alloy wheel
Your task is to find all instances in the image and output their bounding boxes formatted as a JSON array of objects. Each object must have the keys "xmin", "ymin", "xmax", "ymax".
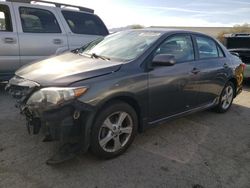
[
  {"xmin": 221, "ymin": 85, "xmax": 234, "ymax": 110},
  {"xmin": 98, "ymin": 111, "xmax": 133, "ymax": 152}
]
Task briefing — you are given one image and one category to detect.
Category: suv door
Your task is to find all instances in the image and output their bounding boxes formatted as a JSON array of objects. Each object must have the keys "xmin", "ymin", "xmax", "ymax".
[
  {"xmin": 60, "ymin": 10, "xmax": 109, "ymax": 50},
  {"xmin": 12, "ymin": 3, "xmax": 69, "ymax": 66},
  {"xmin": 193, "ymin": 35, "xmax": 228, "ymax": 105},
  {"xmin": 0, "ymin": 2, "xmax": 19, "ymax": 80},
  {"xmin": 148, "ymin": 34, "xmax": 199, "ymax": 123}
]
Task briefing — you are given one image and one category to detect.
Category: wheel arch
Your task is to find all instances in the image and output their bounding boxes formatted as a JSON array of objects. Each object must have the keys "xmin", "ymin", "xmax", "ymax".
[
  {"xmin": 95, "ymin": 93, "xmax": 145, "ymax": 133},
  {"xmin": 227, "ymin": 77, "xmax": 238, "ymax": 97}
]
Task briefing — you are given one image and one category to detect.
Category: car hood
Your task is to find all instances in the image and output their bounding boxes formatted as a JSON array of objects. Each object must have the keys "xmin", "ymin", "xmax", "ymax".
[{"xmin": 16, "ymin": 52, "xmax": 123, "ymax": 86}]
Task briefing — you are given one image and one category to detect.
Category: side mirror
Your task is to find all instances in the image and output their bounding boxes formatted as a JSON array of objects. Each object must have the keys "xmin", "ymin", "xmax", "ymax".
[{"xmin": 152, "ymin": 54, "xmax": 176, "ymax": 66}]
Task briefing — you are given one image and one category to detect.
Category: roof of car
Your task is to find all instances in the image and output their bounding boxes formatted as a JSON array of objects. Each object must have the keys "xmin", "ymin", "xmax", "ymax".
[{"xmin": 135, "ymin": 27, "xmax": 211, "ymax": 36}]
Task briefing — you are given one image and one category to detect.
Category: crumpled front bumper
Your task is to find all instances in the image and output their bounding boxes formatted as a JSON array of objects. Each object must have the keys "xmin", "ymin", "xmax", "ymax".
[
  {"xmin": 23, "ymin": 105, "xmax": 82, "ymax": 142},
  {"xmin": 5, "ymin": 77, "xmax": 95, "ymax": 145}
]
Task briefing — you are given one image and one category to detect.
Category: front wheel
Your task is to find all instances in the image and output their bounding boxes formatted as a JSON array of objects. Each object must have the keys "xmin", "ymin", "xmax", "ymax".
[
  {"xmin": 215, "ymin": 82, "xmax": 235, "ymax": 113},
  {"xmin": 90, "ymin": 101, "xmax": 138, "ymax": 159}
]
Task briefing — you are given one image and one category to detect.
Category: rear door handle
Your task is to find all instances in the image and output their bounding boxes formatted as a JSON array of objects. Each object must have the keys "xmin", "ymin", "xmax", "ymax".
[
  {"xmin": 4, "ymin": 37, "xmax": 16, "ymax": 44},
  {"xmin": 53, "ymin": 39, "xmax": 62, "ymax": 45},
  {"xmin": 191, "ymin": 67, "xmax": 200, "ymax": 74},
  {"xmin": 223, "ymin": 63, "xmax": 229, "ymax": 68}
]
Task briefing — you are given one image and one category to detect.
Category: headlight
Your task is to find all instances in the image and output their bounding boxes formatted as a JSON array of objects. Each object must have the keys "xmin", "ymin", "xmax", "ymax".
[{"xmin": 26, "ymin": 87, "xmax": 88, "ymax": 110}]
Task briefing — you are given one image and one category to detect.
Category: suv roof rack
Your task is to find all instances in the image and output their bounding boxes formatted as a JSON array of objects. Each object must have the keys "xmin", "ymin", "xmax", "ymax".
[{"xmin": 5, "ymin": 0, "xmax": 94, "ymax": 13}]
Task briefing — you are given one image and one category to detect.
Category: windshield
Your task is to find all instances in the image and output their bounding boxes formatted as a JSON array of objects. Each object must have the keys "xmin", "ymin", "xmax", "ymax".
[{"xmin": 80, "ymin": 30, "xmax": 162, "ymax": 61}]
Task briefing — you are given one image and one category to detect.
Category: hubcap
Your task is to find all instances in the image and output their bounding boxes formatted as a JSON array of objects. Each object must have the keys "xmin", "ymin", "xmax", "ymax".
[
  {"xmin": 98, "ymin": 111, "xmax": 133, "ymax": 152},
  {"xmin": 221, "ymin": 85, "xmax": 234, "ymax": 110}
]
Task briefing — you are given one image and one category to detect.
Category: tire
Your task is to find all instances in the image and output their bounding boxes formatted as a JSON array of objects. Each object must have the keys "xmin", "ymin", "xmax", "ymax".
[
  {"xmin": 214, "ymin": 81, "xmax": 235, "ymax": 113},
  {"xmin": 90, "ymin": 101, "xmax": 138, "ymax": 159}
]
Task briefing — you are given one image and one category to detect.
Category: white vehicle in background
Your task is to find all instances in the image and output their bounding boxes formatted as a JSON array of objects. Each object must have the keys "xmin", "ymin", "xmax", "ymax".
[{"xmin": 0, "ymin": 0, "xmax": 109, "ymax": 82}]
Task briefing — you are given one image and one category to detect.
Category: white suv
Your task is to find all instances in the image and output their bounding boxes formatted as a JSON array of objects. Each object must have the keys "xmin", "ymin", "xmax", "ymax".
[{"xmin": 0, "ymin": 0, "xmax": 109, "ymax": 81}]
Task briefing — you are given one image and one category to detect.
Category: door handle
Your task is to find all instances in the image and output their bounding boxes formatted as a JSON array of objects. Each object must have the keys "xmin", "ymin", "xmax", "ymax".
[
  {"xmin": 223, "ymin": 63, "xmax": 229, "ymax": 68},
  {"xmin": 53, "ymin": 39, "xmax": 62, "ymax": 45},
  {"xmin": 4, "ymin": 37, "xmax": 16, "ymax": 44},
  {"xmin": 191, "ymin": 67, "xmax": 200, "ymax": 74}
]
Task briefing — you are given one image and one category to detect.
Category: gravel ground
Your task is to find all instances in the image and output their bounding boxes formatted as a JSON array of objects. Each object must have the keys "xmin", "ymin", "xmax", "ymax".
[{"xmin": 0, "ymin": 85, "xmax": 250, "ymax": 188}]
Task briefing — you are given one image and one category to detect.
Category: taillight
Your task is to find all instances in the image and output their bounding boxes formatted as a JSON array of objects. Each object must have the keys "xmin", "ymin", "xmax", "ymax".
[{"xmin": 241, "ymin": 63, "xmax": 246, "ymax": 71}]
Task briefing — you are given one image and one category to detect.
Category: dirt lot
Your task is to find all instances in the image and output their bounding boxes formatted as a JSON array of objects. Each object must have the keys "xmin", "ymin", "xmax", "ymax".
[{"xmin": 0, "ymin": 85, "xmax": 250, "ymax": 188}]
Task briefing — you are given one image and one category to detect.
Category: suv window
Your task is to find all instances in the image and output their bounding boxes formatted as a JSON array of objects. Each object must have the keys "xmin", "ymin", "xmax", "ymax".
[
  {"xmin": 19, "ymin": 7, "xmax": 61, "ymax": 33},
  {"xmin": 196, "ymin": 36, "xmax": 219, "ymax": 59},
  {"xmin": 62, "ymin": 10, "xmax": 108, "ymax": 36},
  {"xmin": 155, "ymin": 35, "xmax": 194, "ymax": 63},
  {"xmin": 0, "ymin": 4, "xmax": 12, "ymax": 32}
]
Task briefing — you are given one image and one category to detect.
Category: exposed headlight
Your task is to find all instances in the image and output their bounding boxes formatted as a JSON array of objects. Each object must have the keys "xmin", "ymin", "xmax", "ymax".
[{"xmin": 26, "ymin": 87, "xmax": 88, "ymax": 110}]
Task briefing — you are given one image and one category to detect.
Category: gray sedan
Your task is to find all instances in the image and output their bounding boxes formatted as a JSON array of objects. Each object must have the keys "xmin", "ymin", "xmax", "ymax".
[{"xmin": 6, "ymin": 29, "xmax": 244, "ymax": 164}]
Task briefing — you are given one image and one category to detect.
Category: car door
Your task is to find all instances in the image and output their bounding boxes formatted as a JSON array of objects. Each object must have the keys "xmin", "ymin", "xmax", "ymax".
[
  {"xmin": 12, "ymin": 3, "xmax": 69, "ymax": 66},
  {"xmin": 193, "ymin": 35, "xmax": 228, "ymax": 105},
  {"xmin": 148, "ymin": 34, "xmax": 200, "ymax": 123},
  {"xmin": 0, "ymin": 2, "xmax": 19, "ymax": 79},
  {"xmin": 60, "ymin": 10, "xmax": 109, "ymax": 50}
]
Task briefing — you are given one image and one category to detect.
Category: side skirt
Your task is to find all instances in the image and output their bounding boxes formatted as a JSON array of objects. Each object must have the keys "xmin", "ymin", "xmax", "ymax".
[{"xmin": 147, "ymin": 99, "xmax": 218, "ymax": 128}]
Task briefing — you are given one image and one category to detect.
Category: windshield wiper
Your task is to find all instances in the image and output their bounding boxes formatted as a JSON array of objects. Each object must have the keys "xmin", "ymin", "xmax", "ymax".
[
  {"xmin": 91, "ymin": 53, "xmax": 110, "ymax": 61},
  {"xmin": 80, "ymin": 52, "xmax": 110, "ymax": 61}
]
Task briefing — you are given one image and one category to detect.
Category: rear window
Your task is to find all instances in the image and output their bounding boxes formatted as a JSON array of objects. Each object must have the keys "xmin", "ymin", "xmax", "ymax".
[
  {"xmin": 0, "ymin": 4, "xmax": 12, "ymax": 32},
  {"xmin": 19, "ymin": 7, "xmax": 61, "ymax": 33},
  {"xmin": 196, "ymin": 36, "xmax": 219, "ymax": 59},
  {"xmin": 62, "ymin": 10, "xmax": 108, "ymax": 36}
]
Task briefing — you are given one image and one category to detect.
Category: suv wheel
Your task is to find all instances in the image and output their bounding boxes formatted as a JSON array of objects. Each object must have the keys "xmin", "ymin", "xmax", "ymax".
[
  {"xmin": 215, "ymin": 82, "xmax": 235, "ymax": 113},
  {"xmin": 90, "ymin": 101, "xmax": 138, "ymax": 159}
]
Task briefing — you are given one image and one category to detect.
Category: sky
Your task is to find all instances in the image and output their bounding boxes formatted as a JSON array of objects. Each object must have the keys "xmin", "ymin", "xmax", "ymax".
[
  {"xmin": 1, "ymin": 0, "xmax": 250, "ymax": 28},
  {"xmin": 49, "ymin": 0, "xmax": 250, "ymax": 28}
]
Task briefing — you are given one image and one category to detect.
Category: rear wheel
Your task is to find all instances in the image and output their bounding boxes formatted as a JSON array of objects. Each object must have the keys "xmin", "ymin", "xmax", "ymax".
[
  {"xmin": 90, "ymin": 101, "xmax": 138, "ymax": 159},
  {"xmin": 215, "ymin": 82, "xmax": 235, "ymax": 113}
]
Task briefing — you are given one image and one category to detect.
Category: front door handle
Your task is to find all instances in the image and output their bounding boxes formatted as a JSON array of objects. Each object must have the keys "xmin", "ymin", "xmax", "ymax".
[
  {"xmin": 191, "ymin": 67, "xmax": 200, "ymax": 74},
  {"xmin": 53, "ymin": 39, "xmax": 62, "ymax": 45},
  {"xmin": 4, "ymin": 37, "xmax": 16, "ymax": 44}
]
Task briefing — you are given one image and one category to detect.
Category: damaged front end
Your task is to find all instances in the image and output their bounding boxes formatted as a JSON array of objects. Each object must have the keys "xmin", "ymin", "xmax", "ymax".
[{"xmin": 5, "ymin": 76, "xmax": 92, "ymax": 144}]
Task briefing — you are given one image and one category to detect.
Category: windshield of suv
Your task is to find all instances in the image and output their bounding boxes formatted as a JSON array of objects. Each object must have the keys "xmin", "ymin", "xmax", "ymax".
[{"xmin": 80, "ymin": 30, "xmax": 162, "ymax": 61}]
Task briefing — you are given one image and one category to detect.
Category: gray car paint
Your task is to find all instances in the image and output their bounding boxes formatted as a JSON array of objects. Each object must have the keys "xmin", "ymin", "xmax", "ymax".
[
  {"xmin": 16, "ymin": 52, "xmax": 123, "ymax": 86},
  {"xmin": 64, "ymin": 30, "xmax": 241, "ymax": 127}
]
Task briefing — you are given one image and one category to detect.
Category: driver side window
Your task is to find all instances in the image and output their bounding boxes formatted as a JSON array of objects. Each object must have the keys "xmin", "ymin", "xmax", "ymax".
[{"xmin": 155, "ymin": 35, "xmax": 194, "ymax": 63}]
